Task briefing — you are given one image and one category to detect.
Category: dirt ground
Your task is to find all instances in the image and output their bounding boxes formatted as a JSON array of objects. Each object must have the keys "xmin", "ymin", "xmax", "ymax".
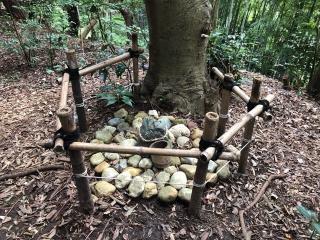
[{"xmin": 0, "ymin": 44, "xmax": 320, "ymax": 240}]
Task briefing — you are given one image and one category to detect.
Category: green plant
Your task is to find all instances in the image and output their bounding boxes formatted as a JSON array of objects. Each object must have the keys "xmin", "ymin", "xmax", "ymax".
[{"xmin": 96, "ymin": 82, "xmax": 134, "ymax": 107}]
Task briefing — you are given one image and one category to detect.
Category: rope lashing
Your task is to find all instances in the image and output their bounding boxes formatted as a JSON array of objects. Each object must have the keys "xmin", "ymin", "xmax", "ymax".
[
  {"xmin": 64, "ymin": 67, "xmax": 80, "ymax": 82},
  {"xmin": 199, "ymin": 138, "xmax": 224, "ymax": 160},
  {"xmin": 247, "ymin": 99, "xmax": 271, "ymax": 112},
  {"xmin": 53, "ymin": 128, "xmax": 80, "ymax": 150},
  {"xmin": 128, "ymin": 48, "xmax": 140, "ymax": 58},
  {"xmin": 221, "ymin": 79, "xmax": 239, "ymax": 91}
]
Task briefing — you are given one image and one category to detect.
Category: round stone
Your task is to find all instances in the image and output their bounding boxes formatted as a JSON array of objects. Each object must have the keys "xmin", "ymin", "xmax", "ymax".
[
  {"xmin": 95, "ymin": 181, "xmax": 116, "ymax": 197},
  {"xmin": 139, "ymin": 158, "xmax": 153, "ymax": 169},
  {"xmin": 90, "ymin": 152, "xmax": 105, "ymax": 166},
  {"xmin": 143, "ymin": 182, "xmax": 158, "ymax": 199},
  {"xmin": 94, "ymin": 161, "xmax": 110, "ymax": 173},
  {"xmin": 179, "ymin": 164, "xmax": 197, "ymax": 179},
  {"xmin": 158, "ymin": 186, "xmax": 178, "ymax": 203},
  {"xmin": 114, "ymin": 108, "xmax": 128, "ymax": 119},
  {"xmin": 123, "ymin": 167, "xmax": 143, "ymax": 177},
  {"xmin": 155, "ymin": 171, "xmax": 170, "ymax": 188},
  {"xmin": 164, "ymin": 166, "xmax": 178, "ymax": 175},
  {"xmin": 169, "ymin": 124, "xmax": 190, "ymax": 138},
  {"xmin": 178, "ymin": 188, "xmax": 192, "ymax": 202},
  {"xmin": 104, "ymin": 153, "xmax": 120, "ymax": 161},
  {"xmin": 169, "ymin": 171, "xmax": 187, "ymax": 190},
  {"xmin": 101, "ymin": 168, "xmax": 119, "ymax": 182},
  {"xmin": 115, "ymin": 172, "xmax": 132, "ymax": 189},
  {"xmin": 128, "ymin": 155, "xmax": 141, "ymax": 167},
  {"xmin": 128, "ymin": 176, "xmax": 145, "ymax": 197}
]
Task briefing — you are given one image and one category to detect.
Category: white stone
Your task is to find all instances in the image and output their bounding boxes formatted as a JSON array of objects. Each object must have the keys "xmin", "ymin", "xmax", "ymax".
[
  {"xmin": 139, "ymin": 158, "xmax": 153, "ymax": 169},
  {"xmin": 148, "ymin": 110, "xmax": 159, "ymax": 118},
  {"xmin": 177, "ymin": 136, "xmax": 191, "ymax": 148},
  {"xmin": 169, "ymin": 171, "xmax": 187, "ymax": 190},
  {"xmin": 115, "ymin": 172, "xmax": 132, "ymax": 189},
  {"xmin": 143, "ymin": 182, "xmax": 158, "ymax": 199},
  {"xmin": 95, "ymin": 181, "xmax": 116, "ymax": 197},
  {"xmin": 169, "ymin": 124, "xmax": 190, "ymax": 138},
  {"xmin": 128, "ymin": 176, "xmax": 145, "ymax": 197},
  {"xmin": 101, "ymin": 168, "xmax": 119, "ymax": 182},
  {"xmin": 178, "ymin": 188, "xmax": 192, "ymax": 202},
  {"xmin": 90, "ymin": 152, "xmax": 105, "ymax": 166},
  {"xmin": 158, "ymin": 186, "xmax": 178, "ymax": 203},
  {"xmin": 156, "ymin": 171, "xmax": 170, "ymax": 188},
  {"xmin": 128, "ymin": 155, "xmax": 141, "ymax": 167},
  {"xmin": 104, "ymin": 153, "xmax": 120, "ymax": 161}
]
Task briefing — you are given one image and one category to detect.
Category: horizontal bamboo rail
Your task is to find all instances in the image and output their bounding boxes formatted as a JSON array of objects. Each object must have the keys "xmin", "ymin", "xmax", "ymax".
[
  {"xmin": 68, "ymin": 142, "xmax": 238, "ymax": 161},
  {"xmin": 212, "ymin": 67, "xmax": 250, "ymax": 103},
  {"xmin": 54, "ymin": 72, "xmax": 70, "ymax": 152},
  {"xmin": 79, "ymin": 48, "xmax": 144, "ymax": 76},
  {"xmin": 201, "ymin": 94, "xmax": 275, "ymax": 162}
]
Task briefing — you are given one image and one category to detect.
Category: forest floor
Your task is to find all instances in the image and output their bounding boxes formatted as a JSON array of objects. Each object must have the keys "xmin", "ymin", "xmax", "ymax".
[{"xmin": 0, "ymin": 45, "xmax": 320, "ymax": 240}]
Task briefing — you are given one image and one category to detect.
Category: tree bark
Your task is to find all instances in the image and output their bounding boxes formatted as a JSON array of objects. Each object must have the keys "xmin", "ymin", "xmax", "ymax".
[
  {"xmin": 142, "ymin": 0, "xmax": 217, "ymax": 114},
  {"xmin": 2, "ymin": 0, "xmax": 26, "ymax": 20},
  {"xmin": 66, "ymin": 5, "xmax": 80, "ymax": 37}
]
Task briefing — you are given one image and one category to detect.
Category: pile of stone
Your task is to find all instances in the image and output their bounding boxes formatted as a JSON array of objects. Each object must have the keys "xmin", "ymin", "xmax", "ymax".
[{"xmin": 89, "ymin": 108, "xmax": 231, "ymax": 203}]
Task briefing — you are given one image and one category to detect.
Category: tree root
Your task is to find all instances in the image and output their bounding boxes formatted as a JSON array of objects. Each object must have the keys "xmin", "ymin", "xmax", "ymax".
[
  {"xmin": 239, "ymin": 173, "xmax": 287, "ymax": 240},
  {"xmin": 0, "ymin": 164, "xmax": 68, "ymax": 181}
]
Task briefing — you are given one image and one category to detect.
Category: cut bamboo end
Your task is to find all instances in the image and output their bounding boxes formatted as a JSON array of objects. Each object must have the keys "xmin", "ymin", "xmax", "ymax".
[
  {"xmin": 57, "ymin": 107, "xmax": 76, "ymax": 132},
  {"xmin": 66, "ymin": 49, "xmax": 78, "ymax": 69},
  {"xmin": 251, "ymin": 77, "xmax": 262, "ymax": 102},
  {"xmin": 212, "ymin": 67, "xmax": 224, "ymax": 80},
  {"xmin": 203, "ymin": 112, "xmax": 219, "ymax": 142}
]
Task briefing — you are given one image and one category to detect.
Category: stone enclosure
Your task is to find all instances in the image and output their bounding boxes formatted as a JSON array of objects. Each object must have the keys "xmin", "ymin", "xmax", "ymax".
[{"xmin": 89, "ymin": 108, "xmax": 231, "ymax": 203}]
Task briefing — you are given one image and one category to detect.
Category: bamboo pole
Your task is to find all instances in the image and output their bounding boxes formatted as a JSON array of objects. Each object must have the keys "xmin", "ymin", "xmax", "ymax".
[
  {"xmin": 238, "ymin": 77, "xmax": 261, "ymax": 174},
  {"xmin": 66, "ymin": 49, "xmax": 87, "ymax": 132},
  {"xmin": 201, "ymin": 94, "xmax": 275, "ymax": 162},
  {"xmin": 131, "ymin": 32, "xmax": 140, "ymax": 98},
  {"xmin": 218, "ymin": 74, "xmax": 232, "ymax": 137},
  {"xmin": 189, "ymin": 112, "xmax": 219, "ymax": 217},
  {"xmin": 68, "ymin": 142, "xmax": 237, "ymax": 161},
  {"xmin": 212, "ymin": 67, "xmax": 250, "ymax": 103},
  {"xmin": 57, "ymin": 107, "xmax": 93, "ymax": 213},
  {"xmin": 54, "ymin": 73, "xmax": 70, "ymax": 152},
  {"xmin": 78, "ymin": 48, "xmax": 144, "ymax": 76}
]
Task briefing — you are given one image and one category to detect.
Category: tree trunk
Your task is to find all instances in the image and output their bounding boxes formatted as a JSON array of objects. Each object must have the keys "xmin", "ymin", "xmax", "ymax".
[
  {"xmin": 2, "ymin": 0, "xmax": 26, "ymax": 20},
  {"xmin": 307, "ymin": 63, "xmax": 320, "ymax": 96},
  {"xmin": 66, "ymin": 5, "xmax": 80, "ymax": 37},
  {"xmin": 142, "ymin": 0, "xmax": 217, "ymax": 114}
]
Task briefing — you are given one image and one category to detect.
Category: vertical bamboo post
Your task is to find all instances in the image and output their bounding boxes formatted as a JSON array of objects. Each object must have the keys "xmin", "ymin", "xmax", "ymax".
[
  {"xmin": 189, "ymin": 112, "xmax": 219, "ymax": 217},
  {"xmin": 217, "ymin": 74, "xmax": 233, "ymax": 137},
  {"xmin": 66, "ymin": 49, "xmax": 87, "ymax": 132},
  {"xmin": 57, "ymin": 107, "xmax": 93, "ymax": 213},
  {"xmin": 238, "ymin": 77, "xmax": 262, "ymax": 174},
  {"xmin": 131, "ymin": 31, "xmax": 140, "ymax": 98}
]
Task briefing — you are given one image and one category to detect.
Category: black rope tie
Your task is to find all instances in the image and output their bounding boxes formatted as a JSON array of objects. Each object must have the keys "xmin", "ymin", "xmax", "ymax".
[
  {"xmin": 247, "ymin": 99, "xmax": 271, "ymax": 112},
  {"xmin": 222, "ymin": 80, "xmax": 239, "ymax": 91},
  {"xmin": 128, "ymin": 48, "xmax": 140, "ymax": 58},
  {"xmin": 199, "ymin": 138, "xmax": 224, "ymax": 160},
  {"xmin": 53, "ymin": 128, "xmax": 80, "ymax": 150},
  {"xmin": 63, "ymin": 67, "xmax": 80, "ymax": 82}
]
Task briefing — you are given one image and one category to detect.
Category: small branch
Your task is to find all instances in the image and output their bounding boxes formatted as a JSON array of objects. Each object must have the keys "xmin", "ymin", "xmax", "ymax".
[
  {"xmin": 0, "ymin": 165, "xmax": 68, "ymax": 181},
  {"xmin": 239, "ymin": 173, "xmax": 287, "ymax": 240}
]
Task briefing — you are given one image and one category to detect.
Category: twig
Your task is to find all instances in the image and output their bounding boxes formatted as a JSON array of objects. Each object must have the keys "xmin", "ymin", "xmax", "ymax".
[
  {"xmin": 239, "ymin": 173, "xmax": 287, "ymax": 240},
  {"xmin": 0, "ymin": 164, "xmax": 67, "ymax": 181}
]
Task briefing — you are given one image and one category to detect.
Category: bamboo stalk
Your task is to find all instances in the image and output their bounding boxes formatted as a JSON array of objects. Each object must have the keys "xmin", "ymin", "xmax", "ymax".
[
  {"xmin": 212, "ymin": 67, "xmax": 224, "ymax": 80},
  {"xmin": 57, "ymin": 107, "xmax": 93, "ymax": 214},
  {"xmin": 201, "ymin": 94, "xmax": 275, "ymax": 162},
  {"xmin": 189, "ymin": 112, "xmax": 219, "ymax": 217},
  {"xmin": 238, "ymin": 77, "xmax": 261, "ymax": 174},
  {"xmin": 79, "ymin": 49, "xmax": 143, "ymax": 76},
  {"xmin": 66, "ymin": 49, "xmax": 87, "ymax": 132},
  {"xmin": 68, "ymin": 142, "xmax": 237, "ymax": 161},
  {"xmin": 54, "ymin": 73, "xmax": 70, "ymax": 152},
  {"xmin": 131, "ymin": 32, "xmax": 140, "ymax": 98},
  {"xmin": 218, "ymin": 74, "xmax": 232, "ymax": 137}
]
